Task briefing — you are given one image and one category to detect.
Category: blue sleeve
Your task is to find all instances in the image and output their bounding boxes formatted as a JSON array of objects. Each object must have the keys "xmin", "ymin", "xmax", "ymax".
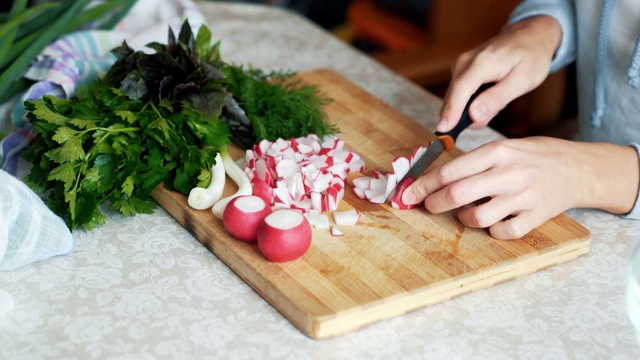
[{"xmin": 508, "ymin": 0, "xmax": 576, "ymax": 73}]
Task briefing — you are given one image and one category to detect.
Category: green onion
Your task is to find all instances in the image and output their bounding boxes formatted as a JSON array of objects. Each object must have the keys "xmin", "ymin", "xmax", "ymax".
[{"xmin": 0, "ymin": 0, "xmax": 137, "ymax": 104}]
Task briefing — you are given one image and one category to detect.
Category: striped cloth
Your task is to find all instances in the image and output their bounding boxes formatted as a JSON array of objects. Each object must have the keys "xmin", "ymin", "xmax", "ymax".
[
  {"xmin": 0, "ymin": 0, "xmax": 205, "ymax": 271},
  {"xmin": 1, "ymin": 0, "xmax": 205, "ymax": 176}
]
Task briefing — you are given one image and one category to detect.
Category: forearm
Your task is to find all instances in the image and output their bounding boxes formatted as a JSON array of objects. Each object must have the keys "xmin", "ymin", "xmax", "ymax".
[
  {"xmin": 509, "ymin": 0, "xmax": 576, "ymax": 72},
  {"xmin": 574, "ymin": 142, "xmax": 639, "ymax": 214}
]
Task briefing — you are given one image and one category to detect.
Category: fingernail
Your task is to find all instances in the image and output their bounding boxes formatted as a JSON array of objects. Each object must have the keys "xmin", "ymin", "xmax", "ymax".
[
  {"xmin": 470, "ymin": 102, "xmax": 488, "ymax": 121},
  {"xmin": 436, "ymin": 117, "xmax": 449, "ymax": 132},
  {"xmin": 402, "ymin": 190, "xmax": 417, "ymax": 205}
]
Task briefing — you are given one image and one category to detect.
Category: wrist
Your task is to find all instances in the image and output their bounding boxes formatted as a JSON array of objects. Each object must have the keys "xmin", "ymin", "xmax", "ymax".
[
  {"xmin": 575, "ymin": 142, "xmax": 639, "ymax": 214},
  {"xmin": 508, "ymin": 16, "xmax": 562, "ymax": 61}
]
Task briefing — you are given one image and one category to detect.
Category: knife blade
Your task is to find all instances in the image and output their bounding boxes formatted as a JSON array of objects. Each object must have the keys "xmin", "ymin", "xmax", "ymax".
[{"xmin": 385, "ymin": 82, "xmax": 494, "ymax": 204}]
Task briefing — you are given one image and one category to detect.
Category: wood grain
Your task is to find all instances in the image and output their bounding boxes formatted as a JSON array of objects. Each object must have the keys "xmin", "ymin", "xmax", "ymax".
[{"xmin": 151, "ymin": 68, "xmax": 590, "ymax": 339}]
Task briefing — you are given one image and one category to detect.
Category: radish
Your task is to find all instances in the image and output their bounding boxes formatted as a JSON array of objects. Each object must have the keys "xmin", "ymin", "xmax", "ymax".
[
  {"xmin": 333, "ymin": 208, "xmax": 361, "ymax": 225},
  {"xmin": 350, "ymin": 145, "xmax": 427, "ymax": 210},
  {"xmin": 222, "ymin": 195, "xmax": 273, "ymax": 242},
  {"xmin": 330, "ymin": 226, "xmax": 344, "ymax": 237},
  {"xmin": 243, "ymin": 134, "xmax": 366, "ymax": 213},
  {"xmin": 314, "ymin": 213, "xmax": 330, "ymax": 229},
  {"xmin": 257, "ymin": 209, "xmax": 312, "ymax": 262},
  {"xmin": 390, "ymin": 176, "xmax": 418, "ymax": 210},
  {"xmin": 188, "ymin": 153, "xmax": 225, "ymax": 210}
]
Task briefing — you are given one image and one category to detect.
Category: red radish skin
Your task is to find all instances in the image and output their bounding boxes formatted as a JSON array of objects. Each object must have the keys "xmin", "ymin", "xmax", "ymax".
[
  {"xmin": 222, "ymin": 195, "xmax": 272, "ymax": 243},
  {"xmin": 257, "ymin": 209, "xmax": 312, "ymax": 262},
  {"xmin": 391, "ymin": 177, "xmax": 418, "ymax": 210}
]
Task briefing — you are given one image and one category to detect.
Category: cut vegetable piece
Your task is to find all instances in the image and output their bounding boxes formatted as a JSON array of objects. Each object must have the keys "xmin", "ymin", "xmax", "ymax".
[
  {"xmin": 223, "ymin": 195, "xmax": 272, "ymax": 243},
  {"xmin": 384, "ymin": 172, "xmax": 397, "ymax": 198},
  {"xmin": 243, "ymin": 134, "xmax": 365, "ymax": 213},
  {"xmin": 391, "ymin": 176, "xmax": 418, "ymax": 210},
  {"xmin": 330, "ymin": 226, "xmax": 344, "ymax": 237},
  {"xmin": 257, "ymin": 209, "xmax": 312, "ymax": 262},
  {"xmin": 409, "ymin": 145, "xmax": 428, "ymax": 166},
  {"xmin": 392, "ymin": 157, "xmax": 410, "ymax": 180},
  {"xmin": 315, "ymin": 214, "xmax": 330, "ymax": 229},
  {"xmin": 251, "ymin": 178, "xmax": 273, "ymax": 205},
  {"xmin": 333, "ymin": 208, "xmax": 361, "ymax": 225}
]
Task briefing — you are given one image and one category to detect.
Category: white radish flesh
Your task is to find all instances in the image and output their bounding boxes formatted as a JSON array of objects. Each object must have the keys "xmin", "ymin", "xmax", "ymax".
[
  {"xmin": 333, "ymin": 208, "xmax": 361, "ymax": 225},
  {"xmin": 315, "ymin": 214, "xmax": 330, "ymax": 229},
  {"xmin": 222, "ymin": 195, "xmax": 272, "ymax": 242},
  {"xmin": 330, "ymin": 226, "xmax": 344, "ymax": 236}
]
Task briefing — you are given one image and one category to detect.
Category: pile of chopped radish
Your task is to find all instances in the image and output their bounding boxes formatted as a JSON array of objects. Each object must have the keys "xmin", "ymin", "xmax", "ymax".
[
  {"xmin": 242, "ymin": 134, "xmax": 366, "ymax": 213},
  {"xmin": 351, "ymin": 145, "xmax": 428, "ymax": 210}
]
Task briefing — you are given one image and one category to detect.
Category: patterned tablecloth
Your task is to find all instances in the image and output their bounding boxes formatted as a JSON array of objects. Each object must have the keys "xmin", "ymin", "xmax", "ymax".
[{"xmin": 1, "ymin": 2, "xmax": 639, "ymax": 359}]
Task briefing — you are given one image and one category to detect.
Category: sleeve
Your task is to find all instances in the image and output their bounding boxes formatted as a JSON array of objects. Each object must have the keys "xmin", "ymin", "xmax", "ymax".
[
  {"xmin": 623, "ymin": 144, "xmax": 640, "ymax": 220},
  {"xmin": 508, "ymin": 0, "xmax": 577, "ymax": 73}
]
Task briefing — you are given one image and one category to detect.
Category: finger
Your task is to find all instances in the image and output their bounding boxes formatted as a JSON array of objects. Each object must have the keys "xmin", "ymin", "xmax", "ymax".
[
  {"xmin": 457, "ymin": 196, "xmax": 517, "ymax": 229},
  {"xmin": 438, "ymin": 55, "xmax": 506, "ymax": 132},
  {"xmin": 487, "ymin": 209, "xmax": 551, "ymax": 240},
  {"xmin": 402, "ymin": 148, "xmax": 498, "ymax": 206},
  {"xmin": 423, "ymin": 165, "xmax": 511, "ymax": 214}
]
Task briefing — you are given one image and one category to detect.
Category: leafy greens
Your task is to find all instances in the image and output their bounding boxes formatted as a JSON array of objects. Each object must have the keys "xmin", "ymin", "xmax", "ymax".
[{"xmin": 23, "ymin": 20, "xmax": 336, "ymax": 230}]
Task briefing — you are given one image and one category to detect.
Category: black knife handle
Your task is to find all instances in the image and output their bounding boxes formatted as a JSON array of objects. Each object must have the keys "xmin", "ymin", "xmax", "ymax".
[{"xmin": 435, "ymin": 82, "xmax": 495, "ymax": 151}]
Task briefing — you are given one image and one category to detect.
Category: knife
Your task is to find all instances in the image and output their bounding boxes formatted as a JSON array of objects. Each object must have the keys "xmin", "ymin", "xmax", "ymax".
[{"xmin": 385, "ymin": 82, "xmax": 494, "ymax": 203}]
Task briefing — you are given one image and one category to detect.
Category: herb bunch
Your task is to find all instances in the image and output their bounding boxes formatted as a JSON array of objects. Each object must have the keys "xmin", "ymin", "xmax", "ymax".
[
  {"xmin": 220, "ymin": 66, "xmax": 337, "ymax": 149},
  {"xmin": 23, "ymin": 21, "xmax": 230, "ymax": 230},
  {"xmin": 23, "ymin": 20, "xmax": 337, "ymax": 231}
]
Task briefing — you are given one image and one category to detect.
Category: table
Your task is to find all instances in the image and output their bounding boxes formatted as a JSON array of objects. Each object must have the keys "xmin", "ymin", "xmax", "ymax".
[{"xmin": 1, "ymin": 2, "xmax": 639, "ymax": 359}]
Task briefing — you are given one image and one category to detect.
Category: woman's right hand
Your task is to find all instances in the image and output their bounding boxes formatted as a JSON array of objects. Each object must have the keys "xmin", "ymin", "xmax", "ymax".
[{"xmin": 437, "ymin": 15, "xmax": 563, "ymax": 133}]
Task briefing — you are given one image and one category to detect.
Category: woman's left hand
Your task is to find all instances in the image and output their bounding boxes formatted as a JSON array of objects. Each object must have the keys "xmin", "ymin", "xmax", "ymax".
[{"xmin": 401, "ymin": 137, "xmax": 639, "ymax": 239}]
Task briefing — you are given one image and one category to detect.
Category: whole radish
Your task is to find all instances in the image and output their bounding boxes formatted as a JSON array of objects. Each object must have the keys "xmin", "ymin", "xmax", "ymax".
[
  {"xmin": 257, "ymin": 209, "xmax": 312, "ymax": 262},
  {"xmin": 222, "ymin": 195, "xmax": 272, "ymax": 242}
]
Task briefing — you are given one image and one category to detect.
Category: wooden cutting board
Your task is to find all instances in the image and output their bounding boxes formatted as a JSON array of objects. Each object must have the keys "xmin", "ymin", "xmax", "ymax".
[{"xmin": 152, "ymin": 68, "xmax": 591, "ymax": 339}]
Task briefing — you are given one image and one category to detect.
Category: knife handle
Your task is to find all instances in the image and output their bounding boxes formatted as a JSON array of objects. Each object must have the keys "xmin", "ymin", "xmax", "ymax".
[{"xmin": 435, "ymin": 82, "xmax": 495, "ymax": 151}]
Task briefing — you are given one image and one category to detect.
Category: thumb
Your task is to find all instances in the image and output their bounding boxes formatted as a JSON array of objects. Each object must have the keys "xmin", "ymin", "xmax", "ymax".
[{"xmin": 401, "ymin": 178, "xmax": 427, "ymax": 206}]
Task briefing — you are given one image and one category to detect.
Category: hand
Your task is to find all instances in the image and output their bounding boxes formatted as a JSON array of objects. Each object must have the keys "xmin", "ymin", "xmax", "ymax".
[
  {"xmin": 437, "ymin": 16, "xmax": 562, "ymax": 133},
  {"xmin": 402, "ymin": 137, "xmax": 639, "ymax": 239}
]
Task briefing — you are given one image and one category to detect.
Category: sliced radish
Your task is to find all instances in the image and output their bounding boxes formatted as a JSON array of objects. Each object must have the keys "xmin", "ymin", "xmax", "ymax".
[
  {"xmin": 243, "ymin": 134, "xmax": 366, "ymax": 213},
  {"xmin": 390, "ymin": 176, "xmax": 418, "ymax": 210},
  {"xmin": 349, "ymin": 145, "xmax": 428, "ymax": 210},
  {"xmin": 315, "ymin": 214, "xmax": 330, "ymax": 229},
  {"xmin": 222, "ymin": 195, "xmax": 273, "ymax": 242},
  {"xmin": 251, "ymin": 178, "xmax": 273, "ymax": 205},
  {"xmin": 257, "ymin": 209, "xmax": 312, "ymax": 262},
  {"xmin": 410, "ymin": 146, "xmax": 428, "ymax": 166},
  {"xmin": 384, "ymin": 172, "xmax": 397, "ymax": 198},
  {"xmin": 333, "ymin": 208, "xmax": 361, "ymax": 225},
  {"xmin": 392, "ymin": 157, "xmax": 410, "ymax": 180},
  {"xmin": 330, "ymin": 226, "xmax": 344, "ymax": 237}
]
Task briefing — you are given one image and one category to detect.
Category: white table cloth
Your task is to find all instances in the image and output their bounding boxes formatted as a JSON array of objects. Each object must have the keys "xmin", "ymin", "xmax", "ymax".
[{"xmin": 1, "ymin": 2, "xmax": 639, "ymax": 359}]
